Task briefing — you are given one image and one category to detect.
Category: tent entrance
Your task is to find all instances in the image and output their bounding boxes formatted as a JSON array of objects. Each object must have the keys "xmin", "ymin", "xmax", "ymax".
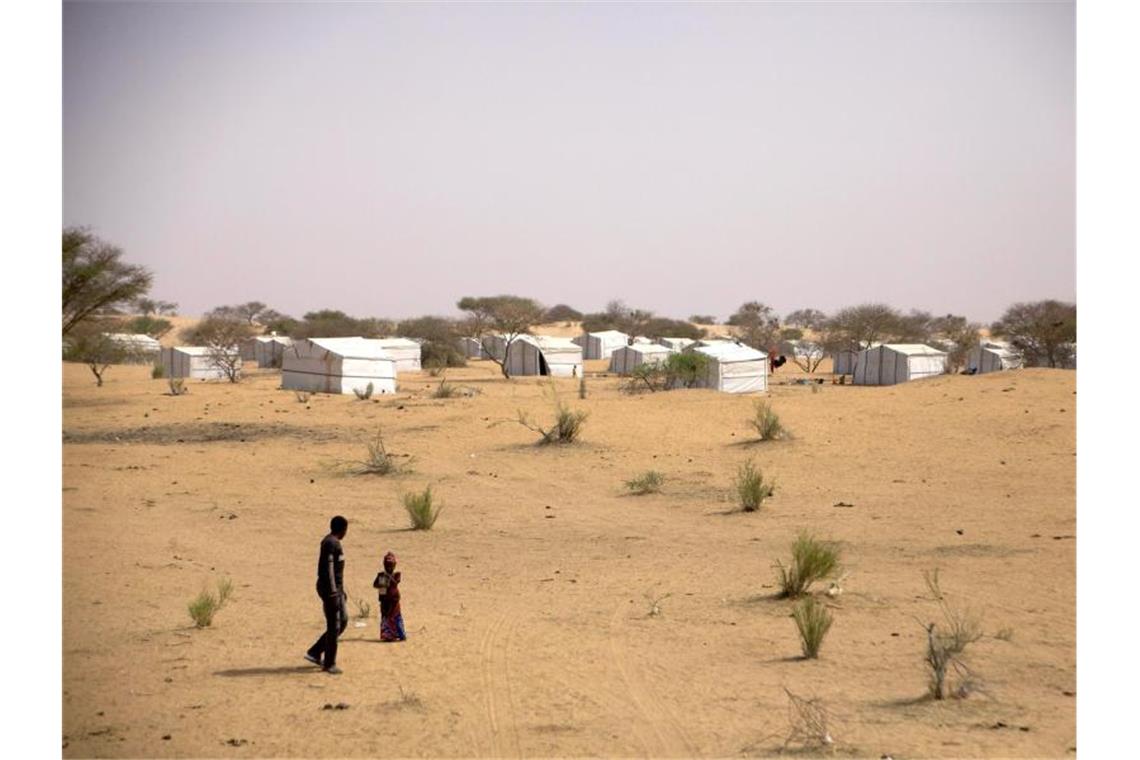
[{"xmin": 538, "ymin": 353, "xmax": 550, "ymax": 376}]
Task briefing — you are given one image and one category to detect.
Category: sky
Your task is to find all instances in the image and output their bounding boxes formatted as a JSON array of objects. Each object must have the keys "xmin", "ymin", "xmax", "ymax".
[{"xmin": 63, "ymin": 1, "xmax": 1075, "ymax": 323}]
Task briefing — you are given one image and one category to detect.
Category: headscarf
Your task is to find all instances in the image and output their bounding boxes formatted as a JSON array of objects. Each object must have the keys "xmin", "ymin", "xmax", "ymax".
[{"xmin": 383, "ymin": 551, "xmax": 397, "ymax": 570}]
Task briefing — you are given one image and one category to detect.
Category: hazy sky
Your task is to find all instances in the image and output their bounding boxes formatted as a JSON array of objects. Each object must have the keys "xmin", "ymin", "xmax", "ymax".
[{"xmin": 63, "ymin": 1, "xmax": 1074, "ymax": 323}]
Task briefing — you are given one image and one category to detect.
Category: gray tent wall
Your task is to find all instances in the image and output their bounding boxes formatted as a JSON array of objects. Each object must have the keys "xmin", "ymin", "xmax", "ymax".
[{"xmin": 852, "ymin": 344, "xmax": 947, "ymax": 386}]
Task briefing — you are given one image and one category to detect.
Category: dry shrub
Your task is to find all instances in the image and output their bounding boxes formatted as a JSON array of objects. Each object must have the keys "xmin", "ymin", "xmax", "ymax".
[
  {"xmin": 625, "ymin": 470, "xmax": 664, "ymax": 495},
  {"xmin": 167, "ymin": 378, "xmax": 188, "ymax": 396},
  {"xmin": 351, "ymin": 428, "xmax": 407, "ymax": 476},
  {"xmin": 353, "ymin": 381, "xmax": 374, "ymax": 400},
  {"xmin": 750, "ymin": 400, "xmax": 789, "ymax": 441},
  {"xmin": 518, "ymin": 403, "xmax": 588, "ymax": 445},
  {"xmin": 792, "ymin": 596, "xmax": 834, "ymax": 658},
  {"xmin": 782, "ymin": 688, "xmax": 835, "ymax": 752},
  {"xmin": 922, "ymin": 569, "xmax": 983, "ymax": 699},
  {"xmin": 735, "ymin": 459, "xmax": 774, "ymax": 511}
]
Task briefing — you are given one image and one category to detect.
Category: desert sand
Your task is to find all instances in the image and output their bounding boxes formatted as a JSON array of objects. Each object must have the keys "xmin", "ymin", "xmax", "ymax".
[{"xmin": 62, "ymin": 357, "xmax": 1075, "ymax": 758}]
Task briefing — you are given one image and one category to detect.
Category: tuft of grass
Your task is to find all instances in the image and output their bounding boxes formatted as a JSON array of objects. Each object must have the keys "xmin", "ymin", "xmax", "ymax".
[
  {"xmin": 353, "ymin": 381, "xmax": 374, "ymax": 400},
  {"xmin": 424, "ymin": 360, "xmax": 446, "ymax": 378},
  {"xmin": 294, "ymin": 390, "xmax": 311, "ymax": 403},
  {"xmin": 432, "ymin": 379, "xmax": 459, "ymax": 399},
  {"xmin": 351, "ymin": 428, "xmax": 406, "ymax": 476},
  {"xmin": 518, "ymin": 403, "xmax": 588, "ymax": 445},
  {"xmin": 625, "ymin": 470, "xmax": 665, "ymax": 495},
  {"xmin": 402, "ymin": 485, "xmax": 442, "ymax": 530},
  {"xmin": 578, "ymin": 376, "xmax": 588, "ymax": 399},
  {"xmin": 994, "ymin": 627, "xmax": 1014, "ymax": 642},
  {"xmin": 750, "ymin": 400, "xmax": 789, "ymax": 441},
  {"xmin": 776, "ymin": 532, "xmax": 841, "ymax": 597},
  {"xmin": 167, "ymin": 378, "xmax": 187, "ymax": 396},
  {"xmin": 352, "ymin": 595, "xmax": 372, "ymax": 620},
  {"xmin": 151, "ymin": 362, "xmax": 166, "ymax": 379},
  {"xmin": 792, "ymin": 596, "xmax": 834, "ymax": 658},
  {"xmin": 735, "ymin": 459, "xmax": 775, "ymax": 511},
  {"xmin": 188, "ymin": 577, "xmax": 234, "ymax": 628},
  {"xmin": 644, "ymin": 590, "xmax": 672, "ymax": 618}
]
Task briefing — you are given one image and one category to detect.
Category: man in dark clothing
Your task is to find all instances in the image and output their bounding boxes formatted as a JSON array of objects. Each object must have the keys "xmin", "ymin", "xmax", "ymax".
[{"xmin": 305, "ymin": 515, "xmax": 349, "ymax": 674}]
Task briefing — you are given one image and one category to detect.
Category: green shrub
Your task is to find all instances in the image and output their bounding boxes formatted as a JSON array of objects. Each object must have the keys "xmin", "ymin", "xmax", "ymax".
[
  {"xmin": 151, "ymin": 362, "xmax": 165, "ymax": 379},
  {"xmin": 750, "ymin": 401, "xmax": 789, "ymax": 441},
  {"xmin": 625, "ymin": 470, "xmax": 665, "ymax": 495},
  {"xmin": 353, "ymin": 381, "xmax": 374, "ymax": 400},
  {"xmin": 663, "ymin": 352, "xmax": 709, "ymax": 389},
  {"xmin": 402, "ymin": 485, "xmax": 442, "ymax": 530},
  {"xmin": 776, "ymin": 532, "xmax": 841, "ymax": 597},
  {"xmin": 792, "ymin": 596, "xmax": 833, "ymax": 658},
  {"xmin": 518, "ymin": 403, "xmax": 588, "ymax": 445},
  {"xmin": 735, "ymin": 459, "xmax": 774, "ymax": 511},
  {"xmin": 188, "ymin": 577, "xmax": 234, "ymax": 628}
]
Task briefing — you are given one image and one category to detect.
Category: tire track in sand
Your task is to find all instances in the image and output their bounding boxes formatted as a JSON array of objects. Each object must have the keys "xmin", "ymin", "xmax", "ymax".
[
  {"xmin": 608, "ymin": 602, "xmax": 700, "ymax": 758},
  {"xmin": 479, "ymin": 611, "xmax": 522, "ymax": 757}
]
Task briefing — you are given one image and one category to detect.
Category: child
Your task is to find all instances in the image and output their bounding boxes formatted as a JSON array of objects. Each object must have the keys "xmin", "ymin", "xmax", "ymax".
[{"xmin": 372, "ymin": 551, "xmax": 406, "ymax": 642}]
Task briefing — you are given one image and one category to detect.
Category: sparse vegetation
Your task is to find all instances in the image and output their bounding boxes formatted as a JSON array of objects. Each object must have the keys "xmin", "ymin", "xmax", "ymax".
[
  {"xmin": 179, "ymin": 316, "xmax": 252, "ymax": 383},
  {"xmin": 151, "ymin": 362, "xmax": 165, "ymax": 379},
  {"xmin": 922, "ymin": 569, "xmax": 983, "ymax": 700},
  {"xmin": 517, "ymin": 394, "xmax": 589, "ymax": 445},
  {"xmin": 187, "ymin": 577, "xmax": 234, "ymax": 628},
  {"xmin": 792, "ymin": 596, "xmax": 834, "ymax": 658},
  {"xmin": 625, "ymin": 470, "xmax": 665, "ymax": 495},
  {"xmin": 167, "ymin": 378, "xmax": 187, "ymax": 396},
  {"xmin": 735, "ymin": 459, "xmax": 774, "ymax": 511},
  {"xmin": 782, "ymin": 688, "xmax": 834, "ymax": 752},
  {"xmin": 351, "ymin": 428, "xmax": 406, "ymax": 476},
  {"xmin": 353, "ymin": 382, "xmax": 375, "ymax": 400},
  {"xmin": 402, "ymin": 486, "xmax": 442, "ymax": 530},
  {"xmin": 432, "ymin": 379, "xmax": 460, "ymax": 399},
  {"xmin": 644, "ymin": 590, "xmax": 672, "ymax": 618},
  {"xmin": 750, "ymin": 401, "xmax": 789, "ymax": 441},
  {"xmin": 294, "ymin": 390, "xmax": 311, "ymax": 403},
  {"xmin": 776, "ymin": 532, "xmax": 841, "ymax": 597},
  {"xmin": 578, "ymin": 376, "xmax": 587, "ymax": 399},
  {"xmin": 352, "ymin": 596, "xmax": 372, "ymax": 620}
]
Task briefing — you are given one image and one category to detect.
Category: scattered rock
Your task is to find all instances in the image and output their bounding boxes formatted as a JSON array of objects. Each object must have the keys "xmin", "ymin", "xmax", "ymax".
[
  {"xmin": 162, "ymin": 734, "xmax": 171, "ymax": 740},
  {"xmin": 224, "ymin": 738, "xmax": 248, "ymax": 746},
  {"xmin": 321, "ymin": 702, "xmax": 350, "ymax": 710},
  {"xmin": 833, "ymin": 501, "xmax": 855, "ymax": 508},
  {"xmin": 956, "ymin": 529, "xmax": 965, "ymax": 535}
]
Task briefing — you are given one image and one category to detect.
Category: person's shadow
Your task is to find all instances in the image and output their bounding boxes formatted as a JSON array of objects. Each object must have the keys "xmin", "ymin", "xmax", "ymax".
[{"xmin": 213, "ymin": 665, "xmax": 317, "ymax": 678}]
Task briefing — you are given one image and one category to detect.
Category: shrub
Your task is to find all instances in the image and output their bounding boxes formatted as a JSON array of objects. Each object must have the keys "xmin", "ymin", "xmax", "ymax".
[
  {"xmin": 294, "ymin": 390, "xmax": 311, "ymax": 403},
  {"xmin": 663, "ymin": 352, "xmax": 709, "ymax": 389},
  {"xmin": 922, "ymin": 570, "xmax": 983, "ymax": 699},
  {"xmin": 352, "ymin": 428, "xmax": 405, "ymax": 475},
  {"xmin": 792, "ymin": 596, "xmax": 833, "ymax": 658},
  {"xmin": 625, "ymin": 470, "xmax": 664, "ymax": 495},
  {"xmin": 151, "ymin": 362, "xmax": 165, "ymax": 379},
  {"xmin": 750, "ymin": 401, "xmax": 789, "ymax": 441},
  {"xmin": 735, "ymin": 459, "xmax": 774, "ymax": 511},
  {"xmin": 518, "ymin": 402, "xmax": 588, "ymax": 445},
  {"xmin": 776, "ymin": 532, "xmax": 841, "ymax": 597},
  {"xmin": 578, "ymin": 376, "xmax": 587, "ymax": 399},
  {"xmin": 352, "ymin": 596, "xmax": 372, "ymax": 620},
  {"xmin": 188, "ymin": 577, "xmax": 233, "ymax": 628},
  {"xmin": 402, "ymin": 485, "xmax": 442, "ymax": 530},
  {"xmin": 353, "ymin": 381, "xmax": 374, "ymax": 400},
  {"xmin": 782, "ymin": 689, "xmax": 834, "ymax": 751},
  {"xmin": 168, "ymin": 378, "xmax": 187, "ymax": 396},
  {"xmin": 432, "ymin": 379, "xmax": 459, "ymax": 399}
]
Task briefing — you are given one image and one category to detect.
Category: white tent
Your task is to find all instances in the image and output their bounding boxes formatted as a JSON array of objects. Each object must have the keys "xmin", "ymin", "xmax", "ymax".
[
  {"xmin": 458, "ymin": 337, "xmax": 490, "ymax": 359},
  {"xmin": 853, "ymin": 344, "xmax": 947, "ymax": 385},
  {"xmin": 656, "ymin": 337, "xmax": 695, "ymax": 352},
  {"xmin": 505, "ymin": 335, "xmax": 584, "ymax": 377},
  {"xmin": 684, "ymin": 342, "xmax": 768, "ymax": 393},
  {"xmin": 281, "ymin": 338, "xmax": 397, "ymax": 395},
  {"xmin": 373, "ymin": 338, "xmax": 422, "ymax": 373},
  {"xmin": 966, "ymin": 341, "xmax": 1023, "ymax": 374},
  {"xmin": 573, "ymin": 330, "xmax": 629, "ymax": 360},
  {"xmin": 106, "ymin": 333, "xmax": 162, "ymax": 361},
  {"xmin": 609, "ymin": 343, "xmax": 673, "ymax": 374},
  {"xmin": 482, "ymin": 334, "xmax": 509, "ymax": 362},
  {"xmin": 241, "ymin": 335, "xmax": 294, "ymax": 368},
  {"xmin": 161, "ymin": 346, "xmax": 233, "ymax": 380},
  {"xmin": 832, "ymin": 342, "xmax": 879, "ymax": 375}
]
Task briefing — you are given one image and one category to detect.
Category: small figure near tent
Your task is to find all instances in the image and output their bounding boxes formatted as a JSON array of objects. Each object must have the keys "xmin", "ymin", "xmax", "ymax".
[
  {"xmin": 373, "ymin": 551, "xmax": 407, "ymax": 642},
  {"xmin": 768, "ymin": 350, "xmax": 787, "ymax": 373}
]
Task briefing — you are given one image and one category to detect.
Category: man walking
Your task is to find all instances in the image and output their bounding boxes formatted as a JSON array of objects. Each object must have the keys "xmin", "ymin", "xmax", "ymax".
[{"xmin": 305, "ymin": 515, "xmax": 349, "ymax": 674}]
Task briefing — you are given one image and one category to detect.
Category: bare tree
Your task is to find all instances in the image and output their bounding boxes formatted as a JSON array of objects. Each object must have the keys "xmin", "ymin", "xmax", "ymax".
[
  {"xmin": 991, "ymin": 300, "xmax": 1076, "ymax": 368},
  {"xmin": 790, "ymin": 341, "xmax": 827, "ymax": 373},
  {"xmin": 181, "ymin": 317, "xmax": 255, "ymax": 383},
  {"xmin": 784, "ymin": 308, "xmax": 827, "ymax": 331},
  {"xmin": 132, "ymin": 297, "xmax": 178, "ymax": 316},
  {"xmin": 62, "ymin": 227, "xmax": 153, "ymax": 335},
  {"xmin": 457, "ymin": 295, "xmax": 546, "ymax": 378},
  {"xmin": 929, "ymin": 314, "xmax": 980, "ymax": 372}
]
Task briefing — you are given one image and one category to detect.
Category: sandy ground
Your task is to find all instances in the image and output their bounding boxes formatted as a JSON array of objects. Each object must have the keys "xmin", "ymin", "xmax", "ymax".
[{"xmin": 62, "ymin": 358, "xmax": 1075, "ymax": 758}]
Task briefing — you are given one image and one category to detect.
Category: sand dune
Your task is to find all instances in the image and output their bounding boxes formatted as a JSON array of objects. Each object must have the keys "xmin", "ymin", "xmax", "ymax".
[{"xmin": 62, "ymin": 360, "xmax": 1074, "ymax": 757}]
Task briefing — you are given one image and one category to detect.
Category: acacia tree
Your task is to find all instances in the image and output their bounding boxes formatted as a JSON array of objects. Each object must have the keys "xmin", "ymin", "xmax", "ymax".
[
  {"xmin": 929, "ymin": 315, "xmax": 980, "ymax": 372},
  {"xmin": 790, "ymin": 341, "xmax": 827, "ymax": 373},
  {"xmin": 64, "ymin": 321, "xmax": 134, "ymax": 386},
  {"xmin": 132, "ymin": 297, "xmax": 178, "ymax": 316},
  {"xmin": 457, "ymin": 295, "xmax": 545, "ymax": 378},
  {"xmin": 784, "ymin": 309, "xmax": 827, "ymax": 331},
  {"xmin": 62, "ymin": 227, "xmax": 153, "ymax": 335},
  {"xmin": 991, "ymin": 300, "xmax": 1076, "ymax": 368},
  {"xmin": 543, "ymin": 304, "xmax": 583, "ymax": 323},
  {"xmin": 181, "ymin": 317, "xmax": 255, "ymax": 383},
  {"xmin": 727, "ymin": 302, "xmax": 781, "ymax": 351},
  {"xmin": 820, "ymin": 303, "xmax": 901, "ymax": 354}
]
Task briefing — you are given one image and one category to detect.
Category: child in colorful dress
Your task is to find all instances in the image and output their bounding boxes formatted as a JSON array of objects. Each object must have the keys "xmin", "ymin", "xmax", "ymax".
[{"xmin": 372, "ymin": 551, "xmax": 406, "ymax": 642}]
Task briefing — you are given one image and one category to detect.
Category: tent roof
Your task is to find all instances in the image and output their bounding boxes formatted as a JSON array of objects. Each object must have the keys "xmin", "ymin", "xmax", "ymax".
[
  {"xmin": 304, "ymin": 337, "xmax": 395, "ymax": 360},
  {"xmin": 169, "ymin": 346, "xmax": 213, "ymax": 356},
  {"xmin": 876, "ymin": 343, "xmax": 948, "ymax": 357},
  {"xmin": 620, "ymin": 343, "xmax": 672, "ymax": 356},
  {"xmin": 691, "ymin": 343, "xmax": 767, "ymax": 361},
  {"xmin": 584, "ymin": 330, "xmax": 628, "ymax": 339},
  {"xmin": 107, "ymin": 333, "xmax": 161, "ymax": 347},
  {"xmin": 374, "ymin": 337, "xmax": 420, "ymax": 349},
  {"xmin": 518, "ymin": 335, "xmax": 581, "ymax": 351}
]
